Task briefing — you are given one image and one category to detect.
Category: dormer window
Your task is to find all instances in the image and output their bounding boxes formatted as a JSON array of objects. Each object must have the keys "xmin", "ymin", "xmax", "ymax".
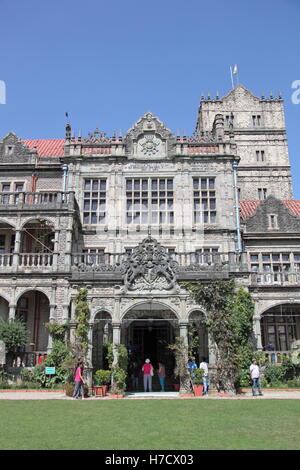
[
  {"xmin": 252, "ymin": 115, "xmax": 261, "ymax": 127},
  {"xmin": 268, "ymin": 214, "xmax": 278, "ymax": 229},
  {"xmin": 5, "ymin": 145, "xmax": 14, "ymax": 155}
]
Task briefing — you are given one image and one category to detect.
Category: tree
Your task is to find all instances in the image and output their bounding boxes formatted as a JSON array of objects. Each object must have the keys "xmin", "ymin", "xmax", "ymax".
[{"xmin": 185, "ymin": 280, "xmax": 255, "ymax": 393}]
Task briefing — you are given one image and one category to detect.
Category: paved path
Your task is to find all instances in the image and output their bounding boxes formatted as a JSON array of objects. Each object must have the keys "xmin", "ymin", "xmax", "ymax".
[{"xmin": 0, "ymin": 390, "xmax": 300, "ymax": 400}]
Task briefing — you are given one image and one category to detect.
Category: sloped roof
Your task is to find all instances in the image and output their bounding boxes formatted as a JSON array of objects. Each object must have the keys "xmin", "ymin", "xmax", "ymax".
[
  {"xmin": 240, "ymin": 200, "xmax": 300, "ymax": 220},
  {"xmin": 23, "ymin": 139, "xmax": 65, "ymax": 157}
]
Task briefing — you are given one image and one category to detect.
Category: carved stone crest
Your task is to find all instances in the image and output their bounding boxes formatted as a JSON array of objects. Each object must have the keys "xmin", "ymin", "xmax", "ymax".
[{"xmin": 121, "ymin": 237, "xmax": 179, "ymax": 291}]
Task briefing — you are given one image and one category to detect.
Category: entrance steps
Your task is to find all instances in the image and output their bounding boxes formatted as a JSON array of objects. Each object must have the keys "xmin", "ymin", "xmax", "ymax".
[{"xmin": 125, "ymin": 392, "xmax": 179, "ymax": 399}]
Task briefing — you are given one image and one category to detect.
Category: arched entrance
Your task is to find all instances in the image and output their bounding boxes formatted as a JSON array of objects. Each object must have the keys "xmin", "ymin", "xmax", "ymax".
[
  {"xmin": 122, "ymin": 302, "xmax": 178, "ymax": 391},
  {"xmin": 260, "ymin": 303, "xmax": 300, "ymax": 353},
  {"xmin": 16, "ymin": 290, "xmax": 50, "ymax": 366},
  {"xmin": 188, "ymin": 310, "xmax": 209, "ymax": 365},
  {"xmin": 92, "ymin": 311, "xmax": 112, "ymax": 371},
  {"xmin": 0, "ymin": 295, "xmax": 9, "ymax": 321}
]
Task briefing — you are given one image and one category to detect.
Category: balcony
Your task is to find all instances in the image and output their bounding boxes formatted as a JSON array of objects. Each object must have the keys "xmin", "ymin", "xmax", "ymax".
[
  {"xmin": 0, "ymin": 191, "xmax": 76, "ymax": 211},
  {"xmin": 250, "ymin": 272, "xmax": 300, "ymax": 286},
  {"xmin": 71, "ymin": 251, "xmax": 248, "ymax": 280}
]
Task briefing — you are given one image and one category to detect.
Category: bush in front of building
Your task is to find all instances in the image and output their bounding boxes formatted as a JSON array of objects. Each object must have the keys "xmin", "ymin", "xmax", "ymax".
[{"xmin": 0, "ymin": 320, "xmax": 27, "ymax": 366}]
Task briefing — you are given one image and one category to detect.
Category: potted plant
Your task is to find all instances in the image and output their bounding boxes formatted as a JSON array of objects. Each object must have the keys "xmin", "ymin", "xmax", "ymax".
[
  {"xmin": 93, "ymin": 369, "xmax": 111, "ymax": 396},
  {"xmin": 192, "ymin": 368, "xmax": 204, "ymax": 396}
]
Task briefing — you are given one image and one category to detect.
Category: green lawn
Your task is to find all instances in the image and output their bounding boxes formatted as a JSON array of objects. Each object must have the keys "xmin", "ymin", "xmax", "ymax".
[{"xmin": 0, "ymin": 400, "xmax": 299, "ymax": 450}]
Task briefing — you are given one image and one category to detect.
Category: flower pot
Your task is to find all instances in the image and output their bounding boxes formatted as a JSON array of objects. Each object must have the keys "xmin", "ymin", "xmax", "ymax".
[
  {"xmin": 109, "ymin": 394, "xmax": 124, "ymax": 399},
  {"xmin": 94, "ymin": 385, "xmax": 108, "ymax": 397},
  {"xmin": 193, "ymin": 384, "xmax": 203, "ymax": 396}
]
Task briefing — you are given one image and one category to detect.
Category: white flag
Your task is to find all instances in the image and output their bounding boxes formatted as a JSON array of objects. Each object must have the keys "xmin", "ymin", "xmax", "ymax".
[{"xmin": 233, "ymin": 64, "xmax": 238, "ymax": 75}]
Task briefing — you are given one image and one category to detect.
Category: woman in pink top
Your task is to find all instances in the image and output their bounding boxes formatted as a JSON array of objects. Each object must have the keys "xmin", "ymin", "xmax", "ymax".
[
  {"xmin": 73, "ymin": 359, "xmax": 86, "ymax": 400},
  {"xmin": 142, "ymin": 358, "xmax": 153, "ymax": 392}
]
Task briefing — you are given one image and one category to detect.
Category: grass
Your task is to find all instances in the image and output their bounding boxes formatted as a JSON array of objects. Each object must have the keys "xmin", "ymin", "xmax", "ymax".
[{"xmin": 0, "ymin": 399, "xmax": 299, "ymax": 450}]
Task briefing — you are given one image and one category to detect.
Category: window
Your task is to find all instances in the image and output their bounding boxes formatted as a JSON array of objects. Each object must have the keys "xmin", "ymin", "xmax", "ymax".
[
  {"xmin": 126, "ymin": 178, "xmax": 174, "ymax": 225},
  {"xmin": 252, "ymin": 115, "xmax": 261, "ymax": 126},
  {"xmin": 195, "ymin": 247, "xmax": 219, "ymax": 264},
  {"xmin": 268, "ymin": 214, "xmax": 278, "ymax": 229},
  {"xmin": 82, "ymin": 248, "xmax": 105, "ymax": 265},
  {"xmin": 256, "ymin": 150, "xmax": 265, "ymax": 162},
  {"xmin": 14, "ymin": 183, "xmax": 24, "ymax": 203},
  {"xmin": 1, "ymin": 183, "xmax": 11, "ymax": 204},
  {"xmin": 225, "ymin": 114, "xmax": 234, "ymax": 127},
  {"xmin": 83, "ymin": 179, "xmax": 106, "ymax": 225},
  {"xmin": 5, "ymin": 145, "xmax": 14, "ymax": 156},
  {"xmin": 193, "ymin": 178, "xmax": 216, "ymax": 224},
  {"xmin": 258, "ymin": 188, "xmax": 267, "ymax": 200},
  {"xmin": 250, "ymin": 252, "xmax": 292, "ymax": 283}
]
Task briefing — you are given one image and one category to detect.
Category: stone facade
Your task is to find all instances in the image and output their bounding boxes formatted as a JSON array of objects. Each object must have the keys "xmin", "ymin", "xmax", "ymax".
[{"xmin": 0, "ymin": 84, "xmax": 299, "ymax": 375}]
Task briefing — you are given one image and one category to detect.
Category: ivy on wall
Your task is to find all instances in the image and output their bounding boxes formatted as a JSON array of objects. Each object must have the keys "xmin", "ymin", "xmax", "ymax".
[{"xmin": 184, "ymin": 280, "xmax": 255, "ymax": 393}]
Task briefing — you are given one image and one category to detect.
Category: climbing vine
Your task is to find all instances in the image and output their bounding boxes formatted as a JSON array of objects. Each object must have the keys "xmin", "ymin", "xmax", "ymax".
[
  {"xmin": 74, "ymin": 287, "xmax": 90, "ymax": 357},
  {"xmin": 184, "ymin": 279, "xmax": 255, "ymax": 393}
]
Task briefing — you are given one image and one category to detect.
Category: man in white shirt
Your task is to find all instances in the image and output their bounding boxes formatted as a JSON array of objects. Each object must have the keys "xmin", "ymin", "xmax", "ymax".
[
  {"xmin": 199, "ymin": 358, "xmax": 209, "ymax": 396},
  {"xmin": 249, "ymin": 359, "xmax": 263, "ymax": 396}
]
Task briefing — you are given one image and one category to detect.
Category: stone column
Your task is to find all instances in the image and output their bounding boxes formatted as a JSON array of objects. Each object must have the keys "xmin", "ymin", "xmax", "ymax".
[
  {"xmin": 12, "ymin": 229, "xmax": 21, "ymax": 268},
  {"xmin": 208, "ymin": 334, "xmax": 216, "ymax": 365},
  {"xmin": 179, "ymin": 321, "xmax": 189, "ymax": 346},
  {"xmin": 86, "ymin": 324, "xmax": 94, "ymax": 387},
  {"xmin": 253, "ymin": 315, "xmax": 263, "ymax": 350},
  {"xmin": 8, "ymin": 303, "xmax": 16, "ymax": 322},
  {"xmin": 52, "ymin": 230, "xmax": 59, "ymax": 269},
  {"xmin": 112, "ymin": 322, "xmax": 121, "ymax": 365}
]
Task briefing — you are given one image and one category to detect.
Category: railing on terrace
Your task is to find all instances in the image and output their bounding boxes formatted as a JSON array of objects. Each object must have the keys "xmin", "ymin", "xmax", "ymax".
[
  {"xmin": 11, "ymin": 351, "xmax": 48, "ymax": 368},
  {"xmin": 0, "ymin": 253, "xmax": 13, "ymax": 267},
  {"xmin": 71, "ymin": 251, "xmax": 248, "ymax": 270},
  {"xmin": 18, "ymin": 253, "xmax": 53, "ymax": 267},
  {"xmin": 0, "ymin": 191, "xmax": 76, "ymax": 209},
  {"xmin": 250, "ymin": 272, "xmax": 300, "ymax": 286}
]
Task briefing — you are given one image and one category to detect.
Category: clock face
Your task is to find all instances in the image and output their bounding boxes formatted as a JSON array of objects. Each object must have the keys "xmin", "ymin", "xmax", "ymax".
[{"xmin": 138, "ymin": 134, "xmax": 161, "ymax": 157}]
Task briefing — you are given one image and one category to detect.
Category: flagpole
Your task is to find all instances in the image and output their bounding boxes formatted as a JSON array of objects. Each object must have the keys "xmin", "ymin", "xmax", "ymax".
[{"xmin": 230, "ymin": 66, "xmax": 234, "ymax": 89}]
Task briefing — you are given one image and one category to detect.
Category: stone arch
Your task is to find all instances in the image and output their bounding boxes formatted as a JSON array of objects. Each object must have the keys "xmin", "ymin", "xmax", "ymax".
[
  {"xmin": 258, "ymin": 300, "xmax": 300, "ymax": 319},
  {"xmin": 20, "ymin": 217, "xmax": 56, "ymax": 231},
  {"xmin": 121, "ymin": 299, "xmax": 180, "ymax": 320},
  {"xmin": 16, "ymin": 289, "xmax": 50, "ymax": 362},
  {"xmin": 92, "ymin": 310, "xmax": 113, "ymax": 371},
  {"xmin": 16, "ymin": 288, "xmax": 51, "ymax": 305},
  {"xmin": 91, "ymin": 307, "xmax": 114, "ymax": 323},
  {"xmin": 259, "ymin": 302, "xmax": 300, "ymax": 353},
  {"xmin": 0, "ymin": 295, "xmax": 9, "ymax": 321}
]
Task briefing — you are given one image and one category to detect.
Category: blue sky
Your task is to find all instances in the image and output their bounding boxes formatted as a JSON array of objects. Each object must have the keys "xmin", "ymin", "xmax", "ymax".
[{"xmin": 0, "ymin": 0, "xmax": 299, "ymax": 196}]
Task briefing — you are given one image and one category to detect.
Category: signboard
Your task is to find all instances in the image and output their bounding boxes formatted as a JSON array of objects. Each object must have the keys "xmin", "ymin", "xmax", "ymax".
[
  {"xmin": 45, "ymin": 367, "xmax": 56, "ymax": 375},
  {"xmin": 0, "ymin": 341, "xmax": 5, "ymax": 365}
]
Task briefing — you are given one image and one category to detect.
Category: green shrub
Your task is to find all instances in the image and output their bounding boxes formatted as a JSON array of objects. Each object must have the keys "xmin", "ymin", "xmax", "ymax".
[
  {"xmin": 193, "ymin": 368, "xmax": 204, "ymax": 385},
  {"xmin": 111, "ymin": 366, "xmax": 127, "ymax": 395},
  {"xmin": 94, "ymin": 369, "xmax": 111, "ymax": 385},
  {"xmin": 286, "ymin": 377, "xmax": 300, "ymax": 388},
  {"xmin": 0, "ymin": 320, "xmax": 27, "ymax": 351}
]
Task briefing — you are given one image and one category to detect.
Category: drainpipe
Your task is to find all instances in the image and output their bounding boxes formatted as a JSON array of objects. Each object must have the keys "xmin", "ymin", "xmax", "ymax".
[
  {"xmin": 232, "ymin": 160, "xmax": 242, "ymax": 253},
  {"xmin": 61, "ymin": 164, "xmax": 68, "ymax": 202}
]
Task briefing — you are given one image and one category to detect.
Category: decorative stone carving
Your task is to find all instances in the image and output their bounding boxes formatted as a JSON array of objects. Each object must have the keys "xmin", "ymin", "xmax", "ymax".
[
  {"xmin": 121, "ymin": 237, "xmax": 179, "ymax": 291},
  {"xmin": 124, "ymin": 112, "xmax": 176, "ymax": 159}
]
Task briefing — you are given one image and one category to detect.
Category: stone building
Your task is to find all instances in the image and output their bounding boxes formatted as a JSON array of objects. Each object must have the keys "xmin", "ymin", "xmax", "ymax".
[{"xmin": 0, "ymin": 84, "xmax": 299, "ymax": 387}]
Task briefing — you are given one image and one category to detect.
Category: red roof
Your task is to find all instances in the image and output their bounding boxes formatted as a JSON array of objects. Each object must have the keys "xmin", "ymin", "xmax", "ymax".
[
  {"xmin": 23, "ymin": 139, "xmax": 65, "ymax": 157},
  {"xmin": 240, "ymin": 200, "xmax": 300, "ymax": 220}
]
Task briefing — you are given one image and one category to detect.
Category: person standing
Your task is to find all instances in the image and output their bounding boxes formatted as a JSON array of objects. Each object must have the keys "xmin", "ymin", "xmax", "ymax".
[
  {"xmin": 249, "ymin": 359, "xmax": 263, "ymax": 397},
  {"xmin": 130, "ymin": 360, "xmax": 140, "ymax": 392},
  {"xmin": 199, "ymin": 358, "xmax": 209, "ymax": 396},
  {"xmin": 73, "ymin": 359, "xmax": 86, "ymax": 400},
  {"xmin": 158, "ymin": 362, "xmax": 166, "ymax": 392},
  {"xmin": 187, "ymin": 357, "xmax": 197, "ymax": 382},
  {"xmin": 142, "ymin": 358, "xmax": 153, "ymax": 392}
]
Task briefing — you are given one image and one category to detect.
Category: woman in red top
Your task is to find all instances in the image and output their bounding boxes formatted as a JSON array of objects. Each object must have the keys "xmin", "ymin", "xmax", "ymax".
[
  {"xmin": 73, "ymin": 359, "xmax": 86, "ymax": 400},
  {"xmin": 142, "ymin": 359, "xmax": 153, "ymax": 392}
]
